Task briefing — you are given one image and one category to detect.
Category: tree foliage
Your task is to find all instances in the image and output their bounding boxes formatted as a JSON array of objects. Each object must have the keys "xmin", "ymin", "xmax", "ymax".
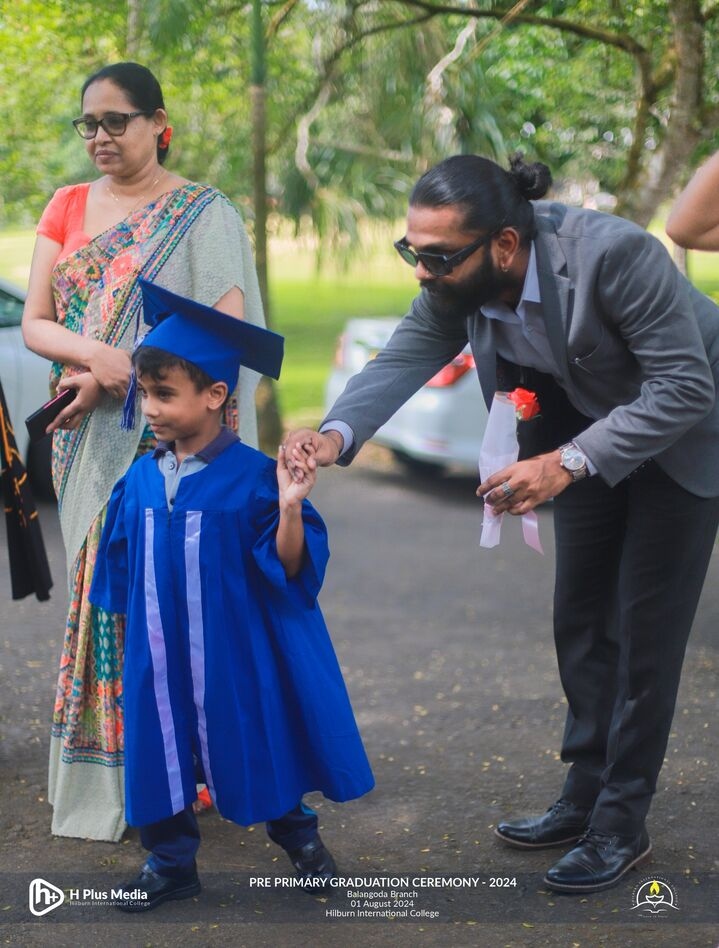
[
  {"xmin": 1, "ymin": 0, "xmax": 719, "ymax": 234},
  {"xmin": 374, "ymin": 0, "xmax": 719, "ymax": 225}
]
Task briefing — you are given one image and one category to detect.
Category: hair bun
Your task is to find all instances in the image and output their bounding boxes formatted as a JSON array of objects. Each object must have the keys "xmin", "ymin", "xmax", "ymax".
[{"xmin": 508, "ymin": 152, "xmax": 552, "ymax": 200}]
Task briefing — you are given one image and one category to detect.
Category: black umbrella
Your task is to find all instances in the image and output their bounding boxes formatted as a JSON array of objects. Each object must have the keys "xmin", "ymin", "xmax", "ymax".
[{"xmin": 0, "ymin": 379, "xmax": 53, "ymax": 601}]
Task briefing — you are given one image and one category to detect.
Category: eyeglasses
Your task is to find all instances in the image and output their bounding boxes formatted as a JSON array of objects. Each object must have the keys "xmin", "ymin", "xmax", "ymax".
[
  {"xmin": 394, "ymin": 231, "xmax": 494, "ymax": 277},
  {"xmin": 72, "ymin": 111, "xmax": 153, "ymax": 140}
]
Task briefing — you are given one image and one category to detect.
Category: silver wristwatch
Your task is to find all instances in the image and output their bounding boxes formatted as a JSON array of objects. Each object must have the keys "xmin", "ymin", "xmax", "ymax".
[{"xmin": 559, "ymin": 442, "xmax": 589, "ymax": 481}]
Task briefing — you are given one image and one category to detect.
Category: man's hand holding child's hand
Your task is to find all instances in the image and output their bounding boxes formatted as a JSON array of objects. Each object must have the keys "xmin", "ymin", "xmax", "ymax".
[
  {"xmin": 284, "ymin": 428, "xmax": 340, "ymax": 482},
  {"xmin": 277, "ymin": 443, "xmax": 316, "ymax": 505},
  {"xmin": 276, "ymin": 444, "xmax": 316, "ymax": 577}
]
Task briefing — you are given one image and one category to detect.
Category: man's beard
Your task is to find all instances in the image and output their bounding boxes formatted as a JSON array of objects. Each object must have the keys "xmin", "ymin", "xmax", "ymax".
[{"xmin": 421, "ymin": 253, "xmax": 517, "ymax": 323}]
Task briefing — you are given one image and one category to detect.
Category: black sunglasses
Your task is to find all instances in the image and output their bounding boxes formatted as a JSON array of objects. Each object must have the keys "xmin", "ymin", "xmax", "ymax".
[
  {"xmin": 72, "ymin": 111, "xmax": 154, "ymax": 140},
  {"xmin": 393, "ymin": 231, "xmax": 494, "ymax": 277}
]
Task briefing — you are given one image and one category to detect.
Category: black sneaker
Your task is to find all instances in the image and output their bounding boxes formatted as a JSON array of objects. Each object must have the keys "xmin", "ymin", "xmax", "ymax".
[
  {"xmin": 115, "ymin": 863, "xmax": 201, "ymax": 913},
  {"xmin": 287, "ymin": 835, "xmax": 338, "ymax": 892}
]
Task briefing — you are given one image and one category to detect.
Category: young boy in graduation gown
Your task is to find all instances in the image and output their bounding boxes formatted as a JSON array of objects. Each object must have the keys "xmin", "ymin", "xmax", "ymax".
[{"xmin": 90, "ymin": 279, "xmax": 374, "ymax": 912}]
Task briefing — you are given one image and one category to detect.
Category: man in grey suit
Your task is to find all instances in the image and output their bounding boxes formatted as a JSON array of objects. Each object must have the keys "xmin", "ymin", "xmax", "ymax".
[{"xmin": 284, "ymin": 154, "xmax": 719, "ymax": 894}]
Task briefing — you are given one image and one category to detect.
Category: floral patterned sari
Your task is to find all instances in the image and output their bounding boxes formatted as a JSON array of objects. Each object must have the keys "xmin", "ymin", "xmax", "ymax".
[{"xmin": 47, "ymin": 183, "xmax": 265, "ymax": 840}]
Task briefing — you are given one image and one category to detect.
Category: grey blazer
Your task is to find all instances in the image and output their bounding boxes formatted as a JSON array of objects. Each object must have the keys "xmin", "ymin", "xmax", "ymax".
[{"xmin": 324, "ymin": 202, "xmax": 719, "ymax": 497}]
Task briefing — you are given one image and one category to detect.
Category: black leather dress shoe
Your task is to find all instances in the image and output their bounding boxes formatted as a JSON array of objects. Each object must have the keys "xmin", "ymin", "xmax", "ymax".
[
  {"xmin": 494, "ymin": 798, "xmax": 592, "ymax": 849},
  {"xmin": 115, "ymin": 863, "xmax": 201, "ymax": 913},
  {"xmin": 287, "ymin": 835, "xmax": 338, "ymax": 891},
  {"xmin": 544, "ymin": 827, "xmax": 652, "ymax": 893}
]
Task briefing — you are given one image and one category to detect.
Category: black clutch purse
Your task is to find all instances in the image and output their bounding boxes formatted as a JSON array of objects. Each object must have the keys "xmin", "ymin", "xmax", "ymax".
[{"xmin": 25, "ymin": 389, "xmax": 76, "ymax": 442}]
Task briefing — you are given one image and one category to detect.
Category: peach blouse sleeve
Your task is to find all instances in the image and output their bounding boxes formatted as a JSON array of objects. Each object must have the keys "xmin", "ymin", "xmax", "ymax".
[{"xmin": 36, "ymin": 183, "xmax": 90, "ymax": 259}]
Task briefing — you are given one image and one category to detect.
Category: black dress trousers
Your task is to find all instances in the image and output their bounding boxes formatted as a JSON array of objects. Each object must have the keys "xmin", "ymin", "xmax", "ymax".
[
  {"xmin": 494, "ymin": 357, "xmax": 719, "ymax": 834},
  {"xmin": 552, "ymin": 461, "xmax": 719, "ymax": 835}
]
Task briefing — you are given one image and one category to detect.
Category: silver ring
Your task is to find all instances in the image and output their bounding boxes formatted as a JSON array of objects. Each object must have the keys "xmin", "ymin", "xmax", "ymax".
[{"xmin": 500, "ymin": 481, "xmax": 514, "ymax": 498}]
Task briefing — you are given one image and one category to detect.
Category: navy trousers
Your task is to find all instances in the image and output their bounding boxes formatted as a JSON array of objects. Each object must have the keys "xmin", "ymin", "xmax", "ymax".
[{"xmin": 141, "ymin": 801, "xmax": 319, "ymax": 878}]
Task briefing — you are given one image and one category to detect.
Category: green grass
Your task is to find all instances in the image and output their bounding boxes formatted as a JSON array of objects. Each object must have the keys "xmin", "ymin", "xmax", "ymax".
[
  {"xmin": 0, "ymin": 227, "xmax": 416, "ymax": 424},
  {"xmin": 271, "ymin": 274, "xmax": 414, "ymax": 423},
  {"xmin": 649, "ymin": 222, "xmax": 719, "ymax": 300},
  {"xmin": 685, "ymin": 254, "xmax": 719, "ymax": 300},
  {"xmin": 4, "ymin": 223, "xmax": 719, "ymax": 425}
]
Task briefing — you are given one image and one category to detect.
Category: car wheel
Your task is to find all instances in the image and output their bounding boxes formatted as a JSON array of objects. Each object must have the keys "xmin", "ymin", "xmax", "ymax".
[
  {"xmin": 28, "ymin": 434, "xmax": 55, "ymax": 500},
  {"xmin": 391, "ymin": 450, "xmax": 445, "ymax": 478}
]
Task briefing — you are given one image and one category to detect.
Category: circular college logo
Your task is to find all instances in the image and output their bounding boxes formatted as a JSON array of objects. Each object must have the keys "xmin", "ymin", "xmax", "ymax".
[{"xmin": 630, "ymin": 877, "xmax": 679, "ymax": 916}]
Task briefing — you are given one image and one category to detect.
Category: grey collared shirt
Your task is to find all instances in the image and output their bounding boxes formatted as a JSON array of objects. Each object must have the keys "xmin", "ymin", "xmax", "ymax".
[
  {"xmin": 480, "ymin": 243, "xmax": 560, "ymax": 377},
  {"xmin": 154, "ymin": 427, "xmax": 239, "ymax": 508},
  {"xmin": 481, "ymin": 245, "xmax": 595, "ymax": 473}
]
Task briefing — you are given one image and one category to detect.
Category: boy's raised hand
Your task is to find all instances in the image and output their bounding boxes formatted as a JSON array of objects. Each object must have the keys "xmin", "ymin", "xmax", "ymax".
[{"xmin": 277, "ymin": 444, "xmax": 316, "ymax": 504}]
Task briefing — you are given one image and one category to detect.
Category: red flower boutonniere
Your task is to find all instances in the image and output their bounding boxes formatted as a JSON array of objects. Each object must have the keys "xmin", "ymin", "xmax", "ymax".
[{"xmin": 507, "ymin": 387, "xmax": 541, "ymax": 421}]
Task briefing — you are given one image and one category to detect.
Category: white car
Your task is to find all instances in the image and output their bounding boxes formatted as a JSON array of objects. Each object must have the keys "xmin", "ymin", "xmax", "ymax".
[
  {"xmin": 0, "ymin": 278, "xmax": 54, "ymax": 496},
  {"xmin": 324, "ymin": 317, "xmax": 487, "ymax": 474}
]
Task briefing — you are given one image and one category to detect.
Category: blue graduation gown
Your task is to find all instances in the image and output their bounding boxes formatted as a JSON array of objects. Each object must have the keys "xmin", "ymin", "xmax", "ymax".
[{"xmin": 90, "ymin": 439, "xmax": 374, "ymax": 827}]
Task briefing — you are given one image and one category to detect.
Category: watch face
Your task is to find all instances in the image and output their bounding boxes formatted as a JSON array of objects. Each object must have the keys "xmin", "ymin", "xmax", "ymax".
[{"xmin": 561, "ymin": 446, "xmax": 585, "ymax": 471}]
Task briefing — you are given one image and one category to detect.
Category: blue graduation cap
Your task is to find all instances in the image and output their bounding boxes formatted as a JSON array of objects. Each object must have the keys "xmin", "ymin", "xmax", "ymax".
[{"xmin": 136, "ymin": 278, "xmax": 284, "ymax": 387}]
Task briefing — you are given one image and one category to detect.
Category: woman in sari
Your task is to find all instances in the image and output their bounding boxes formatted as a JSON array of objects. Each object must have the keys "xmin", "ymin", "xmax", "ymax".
[{"xmin": 22, "ymin": 62, "xmax": 266, "ymax": 841}]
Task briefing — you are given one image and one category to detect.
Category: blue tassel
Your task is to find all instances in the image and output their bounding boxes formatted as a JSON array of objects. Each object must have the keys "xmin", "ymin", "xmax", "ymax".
[
  {"xmin": 120, "ymin": 292, "xmax": 147, "ymax": 431},
  {"xmin": 120, "ymin": 368, "xmax": 138, "ymax": 431}
]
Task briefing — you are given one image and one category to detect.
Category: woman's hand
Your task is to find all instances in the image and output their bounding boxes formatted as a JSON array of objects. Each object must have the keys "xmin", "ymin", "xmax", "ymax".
[
  {"xmin": 48, "ymin": 373, "xmax": 104, "ymax": 433},
  {"xmin": 87, "ymin": 342, "xmax": 132, "ymax": 398}
]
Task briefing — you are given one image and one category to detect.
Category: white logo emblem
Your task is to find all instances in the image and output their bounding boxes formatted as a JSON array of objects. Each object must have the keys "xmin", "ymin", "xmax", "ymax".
[
  {"xmin": 630, "ymin": 877, "xmax": 679, "ymax": 916},
  {"xmin": 29, "ymin": 878, "xmax": 65, "ymax": 917}
]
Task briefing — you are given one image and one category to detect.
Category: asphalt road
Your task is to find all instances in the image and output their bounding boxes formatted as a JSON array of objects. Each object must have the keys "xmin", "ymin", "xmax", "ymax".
[{"xmin": 1, "ymin": 448, "xmax": 718, "ymax": 947}]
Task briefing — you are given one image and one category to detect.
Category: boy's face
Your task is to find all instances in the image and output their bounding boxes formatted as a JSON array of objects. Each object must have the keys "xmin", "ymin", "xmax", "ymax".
[{"xmin": 137, "ymin": 366, "xmax": 227, "ymax": 445}]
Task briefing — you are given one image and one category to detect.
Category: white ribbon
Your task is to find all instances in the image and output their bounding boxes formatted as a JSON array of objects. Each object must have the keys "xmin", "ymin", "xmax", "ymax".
[{"xmin": 478, "ymin": 392, "xmax": 543, "ymax": 554}]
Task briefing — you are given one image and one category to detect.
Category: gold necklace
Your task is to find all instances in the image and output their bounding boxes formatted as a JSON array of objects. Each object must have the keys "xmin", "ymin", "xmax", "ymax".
[{"xmin": 106, "ymin": 170, "xmax": 166, "ymax": 212}]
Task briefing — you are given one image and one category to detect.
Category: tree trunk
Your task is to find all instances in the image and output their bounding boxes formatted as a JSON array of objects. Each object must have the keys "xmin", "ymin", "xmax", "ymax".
[
  {"xmin": 672, "ymin": 242, "xmax": 689, "ymax": 278},
  {"xmin": 126, "ymin": 0, "xmax": 142, "ymax": 57},
  {"xmin": 615, "ymin": 0, "xmax": 704, "ymax": 226},
  {"xmin": 251, "ymin": 0, "xmax": 283, "ymax": 452}
]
